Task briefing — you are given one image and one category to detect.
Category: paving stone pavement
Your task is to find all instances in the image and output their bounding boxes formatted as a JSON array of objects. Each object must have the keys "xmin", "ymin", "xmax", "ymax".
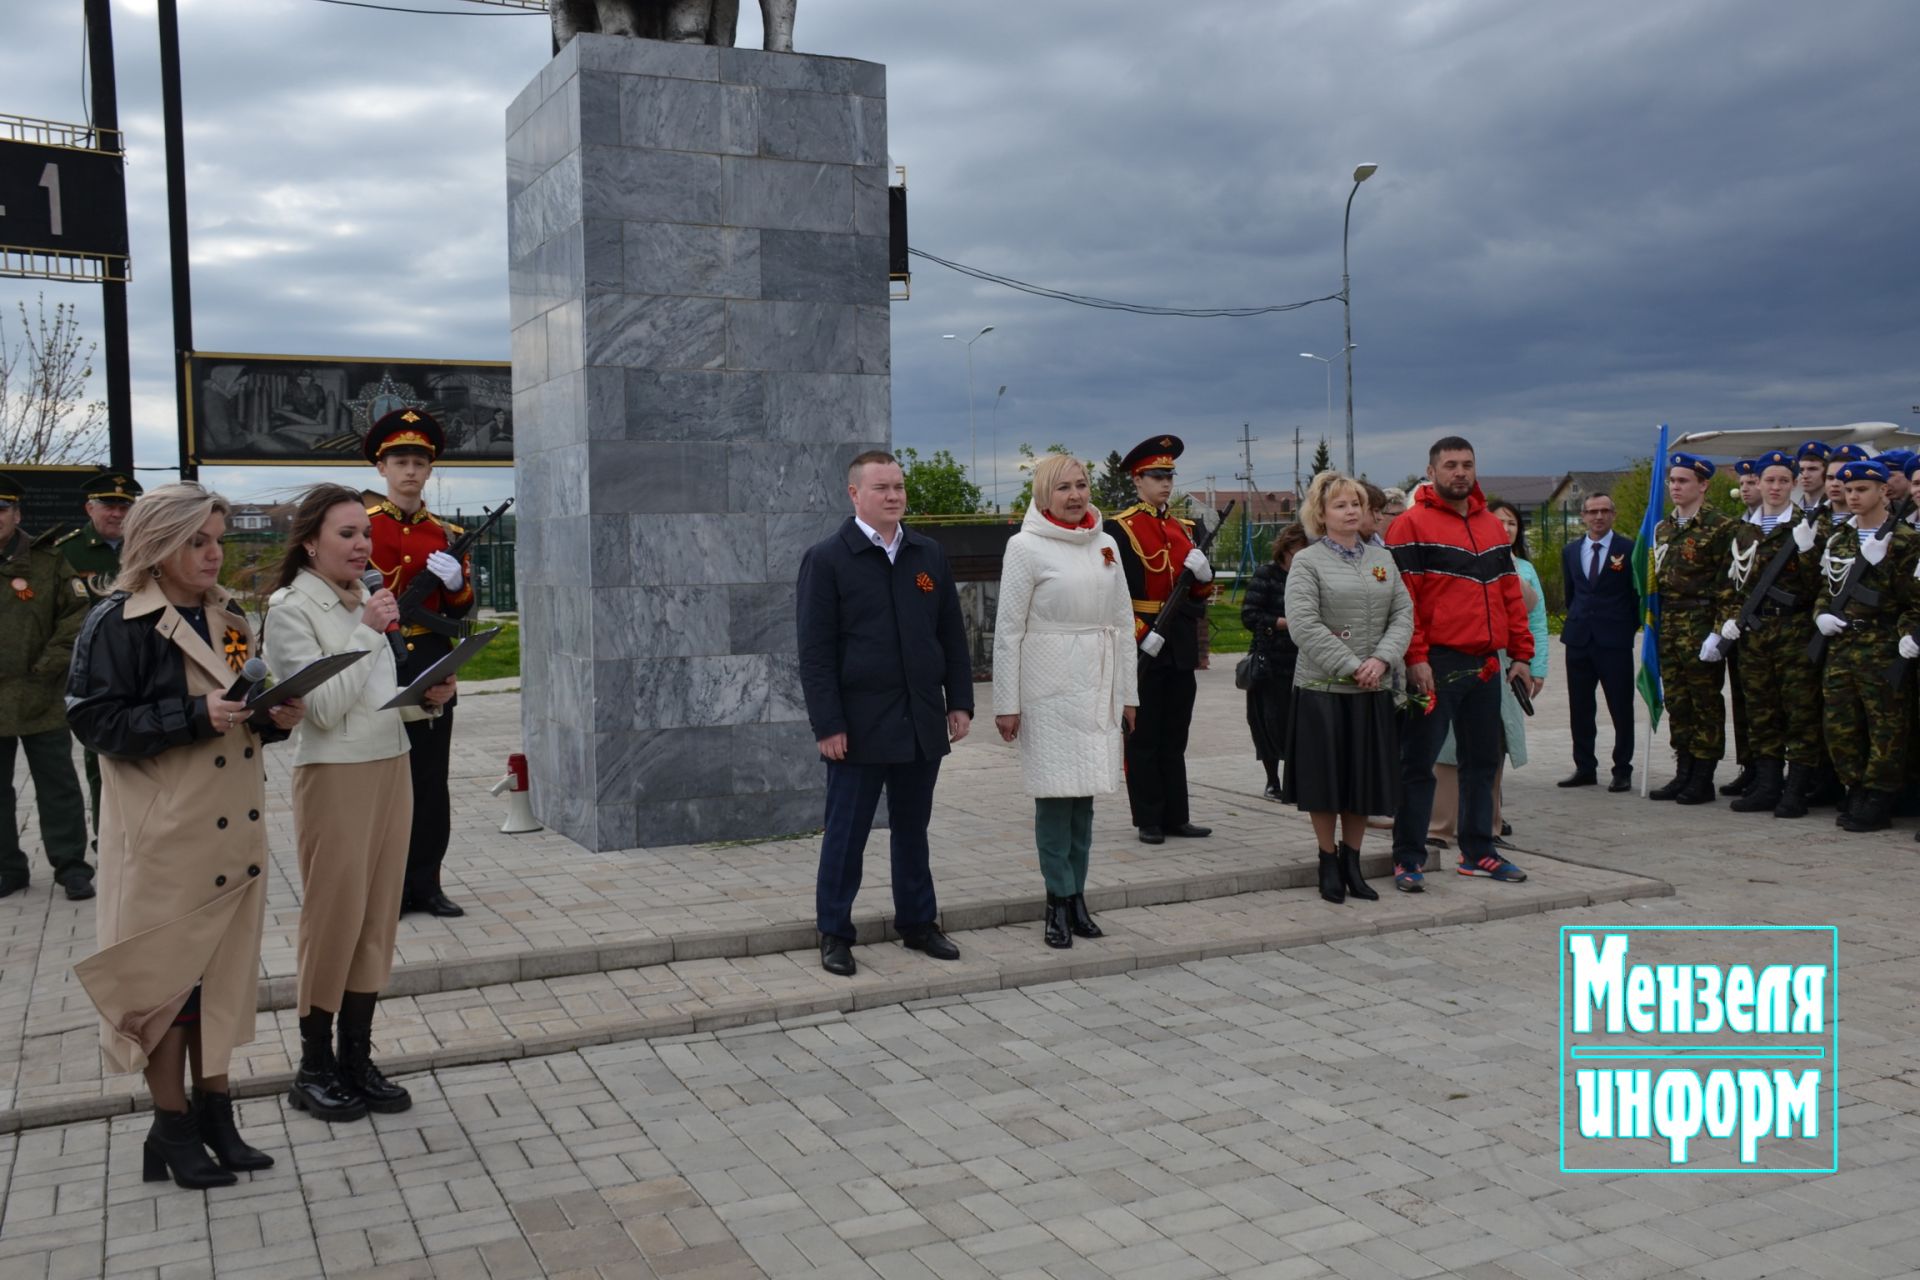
[{"xmin": 3, "ymin": 665, "xmax": 1918, "ymax": 1276}]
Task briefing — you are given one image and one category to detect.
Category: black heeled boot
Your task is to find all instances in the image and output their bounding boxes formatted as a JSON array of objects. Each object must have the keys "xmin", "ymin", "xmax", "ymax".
[
  {"xmin": 1317, "ymin": 851, "xmax": 1345, "ymax": 905},
  {"xmin": 1719, "ymin": 761, "xmax": 1755, "ymax": 797},
  {"xmin": 192, "ymin": 1089, "xmax": 273, "ymax": 1172},
  {"xmin": 1067, "ymin": 894, "xmax": 1102, "ymax": 938},
  {"xmin": 338, "ymin": 991, "xmax": 412, "ymax": 1114},
  {"xmin": 1043, "ymin": 896, "xmax": 1073, "ymax": 949},
  {"xmin": 143, "ymin": 1107, "xmax": 236, "ymax": 1190},
  {"xmin": 1336, "ymin": 844, "xmax": 1378, "ymax": 901},
  {"xmin": 288, "ymin": 1009, "xmax": 368, "ymax": 1122},
  {"xmin": 1649, "ymin": 753, "xmax": 1694, "ymax": 801},
  {"xmin": 1774, "ymin": 763, "xmax": 1812, "ymax": 818},
  {"xmin": 1675, "ymin": 761, "xmax": 1718, "ymax": 805},
  {"xmin": 1730, "ymin": 759, "xmax": 1784, "ymax": 813}
]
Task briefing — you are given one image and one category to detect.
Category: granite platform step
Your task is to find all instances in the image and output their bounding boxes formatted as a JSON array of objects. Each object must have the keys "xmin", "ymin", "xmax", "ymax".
[{"xmin": 0, "ymin": 852, "xmax": 1669, "ymax": 1134}]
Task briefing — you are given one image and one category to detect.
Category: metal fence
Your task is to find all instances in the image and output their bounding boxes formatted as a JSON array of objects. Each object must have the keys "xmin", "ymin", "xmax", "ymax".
[{"xmin": 446, "ymin": 509, "xmax": 517, "ymax": 613}]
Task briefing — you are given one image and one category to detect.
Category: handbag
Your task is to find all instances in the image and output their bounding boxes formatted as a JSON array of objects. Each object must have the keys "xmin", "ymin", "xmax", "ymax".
[{"xmin": 1235, "ymin": 641, "xmax": 1272, "ymax": 690}]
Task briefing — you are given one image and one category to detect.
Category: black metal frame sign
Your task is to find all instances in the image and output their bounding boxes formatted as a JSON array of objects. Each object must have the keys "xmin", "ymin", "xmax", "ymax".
[
  {"xmin": 184, "ymin": 351, "xmax": 513, "ymax": 467},
  {"xmin": 6, "ymin": 464, "xmax": 110, "ymax": 540},
  {"xmin": 0, "ymin": 114, "xmax": 129, "ymax": 283}
]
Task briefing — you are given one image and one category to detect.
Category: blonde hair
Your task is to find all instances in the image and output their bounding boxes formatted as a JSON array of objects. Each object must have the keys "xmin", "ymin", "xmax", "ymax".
[
  {"xmin": 1029, "ymin": 452, "xmax": 1089, "ymax": 515},
  {"xmin": 115, "ymin": 483, "xmax": 231, "ymax": 593},
  {"xmin": 1299, "ymin": 471, "xmax": 1365, "ymax": 538}
]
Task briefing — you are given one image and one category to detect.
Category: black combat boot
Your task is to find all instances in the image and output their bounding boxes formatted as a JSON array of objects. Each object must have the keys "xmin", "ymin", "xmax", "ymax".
[
  {"xmin": 1840, "ymin": 789, "xmax": 1894, "ymax": 833},
  {"xmin": 1810, "ymin": 766, "xmax": 1847, "ymax": 808},
  {"xmin": 1675, "ymin": 761, "xmax": 1718, "ymax": 805},
  {"xmin": 1317, "ymin": 851, "xmax": 1346, "ymax": 904},
  {"xmin": 337, "ymin": 991, "xmax": 412, "ymax": 1114},
  {"xmin": 1067, "ymin": 894, "xmax": 1102, "ymax": 939},
  {"xmin": 1730, "ymin": 759, "xmax": 1784, "ymax": 813},
  {"xmin": 1336, "ymin": 844, "xmax": 1378, "ymax": 901},
  {"xmin": 192, "ymin": 1089, "xmax": 274, "ymax": 1172},
  {"xmin": 1835, "ymin": 787, "xmax": 1862, "ymax": 827},
  {"xmin": 1043, "ymin": 896, "xmax": 1072, "ymax": 949},
  {"xmin": 1774, "ymin": 763, "xmax": 1813, "ymax": 819},
  {"xmin": 1719, "ymin": 761, "xmax": 1755, "ymax": 797},
  {"xmin": 287, "ymin": 1009, "xmax": 368, "ymax": 1122},
  {"xmin": 1649, "ymin": 753, "xmax": 1694, "ymax": 801},
  {"xmin": 142, "ymin": 1107, "xmax": 236, "ymax": 1190}
]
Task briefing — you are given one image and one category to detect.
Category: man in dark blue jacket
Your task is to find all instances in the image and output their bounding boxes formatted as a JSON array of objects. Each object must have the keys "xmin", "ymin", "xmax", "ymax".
[
  {"xmin": 797, "ymin": 450, "xmax": 974, "ymax": 977},
  {"xmin": 1559, "ymin": 491, "xmax": 1641, "ymax": 790}
]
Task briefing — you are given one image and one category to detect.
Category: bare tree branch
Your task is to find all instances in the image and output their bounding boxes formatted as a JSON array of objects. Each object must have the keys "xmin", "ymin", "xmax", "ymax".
[{"xmin": 0, "ymin": 294, "xmax": 109, "ymax": 465}]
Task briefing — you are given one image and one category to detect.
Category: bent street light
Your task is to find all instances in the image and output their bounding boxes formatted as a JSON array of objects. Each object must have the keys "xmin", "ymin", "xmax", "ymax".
[{"xmin": 1342, "ymin": 163, "xmax": 1378, "ymax": 475}]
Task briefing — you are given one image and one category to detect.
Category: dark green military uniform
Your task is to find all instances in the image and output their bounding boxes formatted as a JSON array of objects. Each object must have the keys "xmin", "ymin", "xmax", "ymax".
[
  {"xmin": 56, "ymin": 471, "xmax": 141, "ymax": 843},
  {"xmin": 1654, "ymin": 505, "xmax": 1736, "ymax": 761},
  {"xmin": 0, "ymin": 497, "xmax": 93, "ymax": 892},
  {"xmin": 1717, "ymin": 509, "xmax": 1823, "ymax": 767},
  {"xmin": 1816, "ymin": 519, "xmax": 1920, "ymax": 793}
]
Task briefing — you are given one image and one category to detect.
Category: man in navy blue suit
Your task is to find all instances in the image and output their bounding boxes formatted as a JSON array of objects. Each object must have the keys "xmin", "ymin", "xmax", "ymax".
[
  {"xmin": 796, "ymin": 450, "xmax": 974, "ymax": 978},
  {"xmin": 1559, "ymin": 491, "xmax": 1641, "ymax": 790}
]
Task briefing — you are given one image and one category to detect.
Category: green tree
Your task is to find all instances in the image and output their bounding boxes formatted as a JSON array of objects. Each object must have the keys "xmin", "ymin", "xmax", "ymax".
[
  {"xmin": 1012, "ymin": 441, "xmax": 1072, "ymax": 515},
  {"xmin": 897, "ymin": 446, "xmax": 983, "ymax": 515},
  {"xmin": 1309, "ymin": 437, "xmax": 1332, "ymax": 479},
  {"xmin": 1092, "ymin": 449, "xmax": 1136, "ymax": 515}
]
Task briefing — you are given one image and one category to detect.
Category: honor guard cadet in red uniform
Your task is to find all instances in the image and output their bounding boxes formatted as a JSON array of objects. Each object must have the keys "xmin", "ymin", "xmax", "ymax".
[
  {"xmin": 365, "ymin": 409, "xmax": 474, "ymax": 917},
  {"xmin": 1105, "ymin": 435, "xmax": 1215, "ymax": 844}
]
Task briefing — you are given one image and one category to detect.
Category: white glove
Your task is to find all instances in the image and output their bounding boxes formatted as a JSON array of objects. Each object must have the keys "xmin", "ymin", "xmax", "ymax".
[
  {"xmin": 1140, "ymin": 630, "xmax": 1167, "ymax": 658},
  {"xmin": 1182, "ymin": 548, "xmax": 1213, "ymax": 584},
  {"xmin": 1792, "ymin": 520, "xmax": 1817, "ymax": 553},
  {"xmin": 427, "ymin": 550, "xmax": 464, "ymax": 591},
  {"xmin": 1719, "ymin": 619, "xmax": 1741, "ymax": 642},
  {"xmin": 1698, "ymin": 635, "xmax": 1724, "ymax": 663},
  {"xmin": 1901, "ymin": 635, "xmax": 1920, "ymax": 661},
  {"xmin": 1815, "ymin": 613, "xmax": 1848, "ymax": 637},
  {"xmin": 1862, "ymin": 530, "xmax": 1890, "ymax": 566}
]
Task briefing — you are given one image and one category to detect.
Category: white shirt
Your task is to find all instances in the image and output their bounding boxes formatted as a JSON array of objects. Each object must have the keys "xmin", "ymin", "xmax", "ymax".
[
  {"xmin": 1581, "ymin": 535, "xmax": 1610, "ymax": 578},
  {"xmin": 854, "ymin": 517, "xmax": 903, "ymax": 564}
]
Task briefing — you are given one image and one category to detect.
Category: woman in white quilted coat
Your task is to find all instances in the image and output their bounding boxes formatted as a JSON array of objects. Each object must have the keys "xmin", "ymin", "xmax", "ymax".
[{"xmin": 993, "ymin": 454, "xmax": 1139, "ymax": 949}]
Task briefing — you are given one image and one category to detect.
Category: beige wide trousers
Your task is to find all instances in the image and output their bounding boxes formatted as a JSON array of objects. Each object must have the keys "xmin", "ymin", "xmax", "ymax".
[{"xmin": 293, "ymin": 757, "xmax": 412, "ymax": 1016}]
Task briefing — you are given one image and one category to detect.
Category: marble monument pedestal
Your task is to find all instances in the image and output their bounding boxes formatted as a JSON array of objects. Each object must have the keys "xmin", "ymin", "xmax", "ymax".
[{"xmin": 506, "ymin": 35, "xmax": 890, "ymax": 850}]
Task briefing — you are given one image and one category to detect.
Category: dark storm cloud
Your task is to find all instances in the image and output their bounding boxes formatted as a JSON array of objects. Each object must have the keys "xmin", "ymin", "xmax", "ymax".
[{"xmin": 3, "ymin": 0, "xmax": 1914, "ymax": 507}]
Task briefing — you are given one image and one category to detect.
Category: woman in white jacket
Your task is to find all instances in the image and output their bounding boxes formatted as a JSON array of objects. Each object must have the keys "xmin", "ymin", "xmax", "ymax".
[
  {"xmin": 993, "ymin": 454, "xmax": 1138, "ymax": 948},
  {"xmin": 264, "ymin": 484, "xmax": 453, "ymax": 1124}
]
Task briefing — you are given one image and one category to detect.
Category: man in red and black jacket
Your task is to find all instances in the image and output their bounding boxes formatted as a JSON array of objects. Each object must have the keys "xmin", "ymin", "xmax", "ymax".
[{"xmin": 1384, "ymin": 437, "xmax": 1535, "ymax": 891}]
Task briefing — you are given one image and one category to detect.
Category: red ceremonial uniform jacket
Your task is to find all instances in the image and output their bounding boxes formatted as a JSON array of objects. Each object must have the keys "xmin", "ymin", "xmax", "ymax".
[
  {"xmin": 1104, "ymin": 501, "xmax": 1214, "ymax": 670},
  {"xmin": 367, "ymin": 498, "xmax": 474, "ymax": 680}
]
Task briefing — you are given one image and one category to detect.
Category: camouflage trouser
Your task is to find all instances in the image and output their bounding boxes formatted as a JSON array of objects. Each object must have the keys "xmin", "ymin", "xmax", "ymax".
[
  {"xmin": 1658, "ymin": 609, "xmax": 1725, "ymax": 760},
  {"xmin": 1734, "ymin": 612, "xmax": 1822, "ymax": 765},
  {"xmin": 1822, "ymin": 627, "xmax": 1910, "ymax": 791}
]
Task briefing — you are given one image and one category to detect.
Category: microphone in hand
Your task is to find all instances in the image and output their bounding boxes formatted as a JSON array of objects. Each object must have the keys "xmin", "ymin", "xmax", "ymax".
[
  {"xmin": 225, "ymin": 656, "xmax": 270, "ymax": 704},
  {"xmin": 361, "ymin": 568, "xmax": 410, "ymax": 671}
]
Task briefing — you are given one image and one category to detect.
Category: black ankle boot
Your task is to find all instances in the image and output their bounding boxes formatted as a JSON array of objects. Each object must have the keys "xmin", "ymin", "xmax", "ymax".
[
  {"xmin": 288, "ymin": 1009, "xmax": 368, "ymax": 1122},
  {"xmin": 337, "ymin": 992, "xmax": 412, "ymax": 1114},
  {"xmin": 1841, "ymin": 789, "xmax": 1894, "ymax": 833},
  {"xmin": 1719, "ymin": 761, "xmax": 1755, "ymax": 796},
  {"xmin": 1730, "ymin": 759, "xmax": 1784, "ymax": 813},
  {"xmin": 1317, "ymin": 851, "xmax": 1345, "ymax": 904},
  {"xmin": 1067, "ymin": 893, "xmax": 1102, "ymax": 938},
  {"xmin": 1043, "ymin": 896, "xmax": 1072, "ymax": 949},
  {"xmin": 1835, "ymin": 787, "xmax": 1862, "ymax": 827},
  {"xmin": 143, "ymin": 1107, "xmax": 236, "ymax": 1190},
  {"xmin": 1676, "ymin": 761, "xmax": 1718, "ymax": 805},
  {"xmin": 1649, "ymin": 753, "xmax": 1694, "ymax": 801},
  {"xmin": 1774, "ymin": 763, "xmax": 1812, "ymax": 818},
  {"xmin": 1336, "ymin": 844, "xmax": 1378, "ymax": 901},
  {"xmin": 192, "ymin": 1089, "xmax": 273, "ymax": 1172}
]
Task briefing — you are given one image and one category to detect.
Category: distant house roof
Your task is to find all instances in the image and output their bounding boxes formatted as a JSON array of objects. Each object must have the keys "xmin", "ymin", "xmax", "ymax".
[
  {"xmin": 1475, "ymin": 474, "xmax": 1565, "ymax": 506},
  {"xmin": 1553, "ymin": 471, "xmax": 1633, "ymax": 506},
  {"xmin": 1186, "ymin": 488, "xmax": 1298, "ymax": 522}
]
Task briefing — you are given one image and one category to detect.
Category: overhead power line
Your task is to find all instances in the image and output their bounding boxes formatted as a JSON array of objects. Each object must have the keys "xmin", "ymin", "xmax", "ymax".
[
  {"xmin": 310, "ymin": 0, "xmax": 540, "ymax": 15},
  {"xmin": 907, "ymin": 248, "xmax": 1341, "ymax": 319}
]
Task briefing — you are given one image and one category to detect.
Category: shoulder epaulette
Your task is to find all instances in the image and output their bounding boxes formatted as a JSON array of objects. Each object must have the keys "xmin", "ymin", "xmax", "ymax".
[
  {"xmin": 1110, "ymin": 502, "xmax": 1151, "ymax": 521},
  {"xmin": 52, "ymin": 527, "xmax": 83, "ymax": 546},
  {"xmin": 432, "ymin": 514, "xmax": 465, "ymax": 536}
]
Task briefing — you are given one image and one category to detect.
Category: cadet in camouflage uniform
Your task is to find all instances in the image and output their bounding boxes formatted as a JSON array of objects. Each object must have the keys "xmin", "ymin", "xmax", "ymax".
[
  {"xmin": 1718, "ymin": 458, "xmax": 1761, "ymax": 798},
  {"xmin": 55, "ymin": 471, "xmax": 142, "ymax": 844},
  {"xmin": 0, "ymin": 474, "xmax": 94, "ymax": 899},
  {"xmin": 1649, "ymin": 452, "xmax": 1737, "ymax": 805},
  {"xmin": 1814, "ymin": 458, "xmax": 1920, "ymax": 832},
  {"xmin": 1704, "ymin": 450, "xmax": 1823, "ymax": 816}
]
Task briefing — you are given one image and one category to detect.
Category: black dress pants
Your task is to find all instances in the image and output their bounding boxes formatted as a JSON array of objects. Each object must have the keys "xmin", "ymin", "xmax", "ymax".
[
  {"xmin": 402, "ymin": 705, "xmax": 454, "ymax": 900},
  {"xmin": 1126, "ymin": 663, "xmax": 1197, "ymax": 830}
]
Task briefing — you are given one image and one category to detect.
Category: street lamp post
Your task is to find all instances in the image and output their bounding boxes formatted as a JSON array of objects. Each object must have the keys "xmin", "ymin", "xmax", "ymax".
[
  {"xmin": 942, "ymin": 325, "xmax": 995, "ymax": 488},
  {"xmin": 1299, "ymin": 345, "xmax": 1355, "ymax": 470},
  {"xmin": 1340, "ymin": 163, "xmax": 1378, "ymax": 476},
  {"xmin": 990, "ymin": 384, "xmax": 1007, "ymax": 511}
]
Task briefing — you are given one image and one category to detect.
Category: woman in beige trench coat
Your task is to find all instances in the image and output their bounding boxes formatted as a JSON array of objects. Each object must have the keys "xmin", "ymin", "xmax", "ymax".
[{"xmin": 67, "ymin": 483, "xmax": 306, "ymax": 1189}]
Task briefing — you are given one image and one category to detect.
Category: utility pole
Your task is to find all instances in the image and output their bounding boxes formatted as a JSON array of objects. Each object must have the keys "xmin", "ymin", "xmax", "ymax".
[
  {"xmin": 1293, "ymin": 425, "xmax": 1303, "ymax": 503},
  {"xmin": 1235, "ymin": 423, "xmax": 1259, "ymax": 585}
]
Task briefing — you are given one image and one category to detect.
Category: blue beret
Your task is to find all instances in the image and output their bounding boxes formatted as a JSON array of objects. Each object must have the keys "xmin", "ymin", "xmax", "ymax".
[
  {"xmin": 1829, "ymin": 443, "xmax": 1870, "ymax": 464},
  {"xmin": 1835, "ymin": 459, "xmax": 1889, "ymax": 484},
  {"xmin": 1754, "ymin": 449, "xmax": 1795, "ymax": 474},
  {"xmin": 1906, "ymin": 456, "xmax": 1920, "ymax": 480},
  {"xmin": 1795, "ymin": 440, "xmax": 1831, "ymax": 462},
  {"xmin": 1877, "ymin": 449, "xmax": 1914, "ymax": 472},
  {"xmin": 1668, "ymin": 452, "xmax": 1715, "ymax": 480},
  {"xmin": 1732, "ymin": 459, "xmax": 1759, "ymax": 477}
]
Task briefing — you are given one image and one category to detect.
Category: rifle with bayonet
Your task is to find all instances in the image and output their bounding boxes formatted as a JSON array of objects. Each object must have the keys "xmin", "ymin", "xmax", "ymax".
[
  {"xmin": 1139, "ymin": 500, "xmax": 1235, "ymax": 658},
  {"xmin": 1808, "ymin": 497, "xmax": 1912, "ymax": 665},
  {"xmin": 396, "ymin": 497, "xmax": 514, "ymax": 640}
]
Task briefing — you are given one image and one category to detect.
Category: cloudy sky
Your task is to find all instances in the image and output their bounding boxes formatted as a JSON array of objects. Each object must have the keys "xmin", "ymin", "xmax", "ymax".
[{"xmin": 3, "ymin": 0, "xmax": 1916, "ymax": 509}]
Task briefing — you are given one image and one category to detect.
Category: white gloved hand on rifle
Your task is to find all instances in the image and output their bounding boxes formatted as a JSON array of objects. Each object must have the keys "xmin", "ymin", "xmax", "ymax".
[
  {"xmin": 1901, "ymin": 635, "xmax": 1920, "ymax": 661},
  {"xmin": 1139, "ymin": 630, "xmax": 1166, "ymax": 658},
  {"xmin": 1814, "ymin": 613, "xmax": 1849, "ymax": 637},
  {"xmin": 1182, "ymin": 547, "xmax": 1213, "ymax": 584},
  {"xmin": 427, "ymin": 550, "xmax": 464, "ymax": 591},
  {"xmin": 1720, "ymin": 619, "xmax": 1741, "ymax": 642},
  {"xmin": 1698, "ymin": 635, "xmax": 1724, "ymax": 663}
]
